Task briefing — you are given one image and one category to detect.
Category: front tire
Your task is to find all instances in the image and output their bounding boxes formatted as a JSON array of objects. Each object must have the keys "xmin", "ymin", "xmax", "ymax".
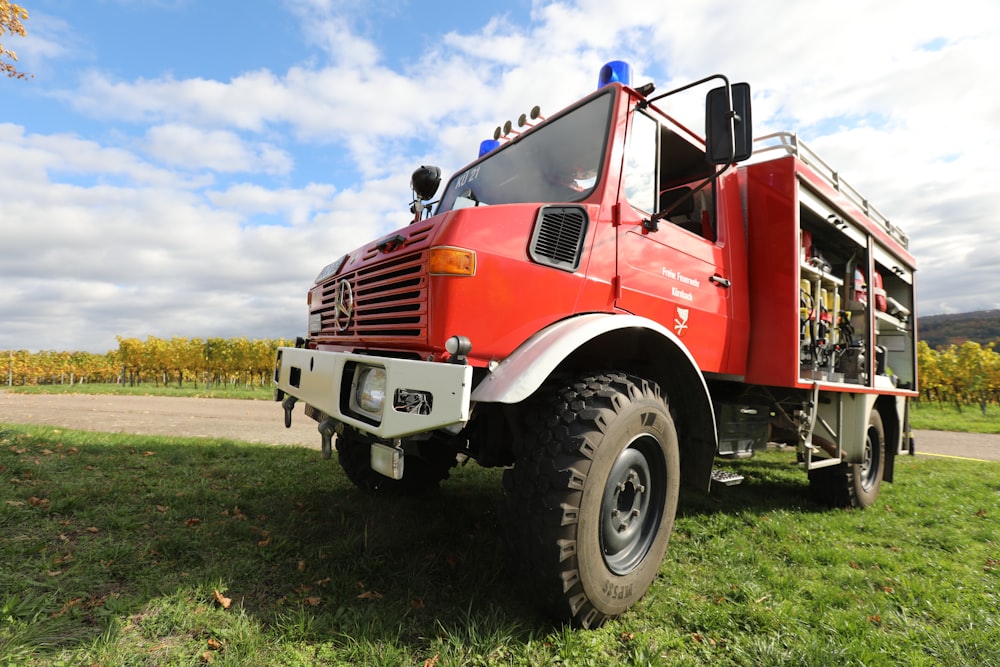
[
  {"xmin": 505, "ymin": 372, "xmax": 680, "ymax": 628},
  {"xmin": 337, "ymin": 430, "xmax": 456, "ymax": 495}
]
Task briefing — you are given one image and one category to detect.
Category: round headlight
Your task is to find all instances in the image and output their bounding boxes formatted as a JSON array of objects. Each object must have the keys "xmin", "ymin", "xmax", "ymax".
[{"xmin": 356, "ymin": 366, "xmax": 387, "ymax": 414}]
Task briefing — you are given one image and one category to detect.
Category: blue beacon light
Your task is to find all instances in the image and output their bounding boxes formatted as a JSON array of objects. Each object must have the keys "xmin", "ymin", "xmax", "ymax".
[
  {"xmin": 479, "ymin": 139, "xmax": 501, "ymax": 157},
  {"xmin": 598, "ymin": 60, "xmax": 632, "ymax": 88}
]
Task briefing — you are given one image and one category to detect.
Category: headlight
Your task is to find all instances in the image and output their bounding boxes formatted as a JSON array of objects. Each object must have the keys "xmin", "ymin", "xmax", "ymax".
[{"xmin": 354, "ymin": 366, "xmax": 387, "ymax": 416}]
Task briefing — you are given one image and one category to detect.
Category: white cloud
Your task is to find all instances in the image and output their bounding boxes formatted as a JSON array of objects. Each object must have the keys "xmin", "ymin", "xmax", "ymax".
[
  {"xmin": 68, "ymin": 69, "xmax": 287, "ymax": 130},
  {"xmin": 144, "ymin": 124, "xmax": 293, "ymax": 175},
  {"xmin": 207, "ymin": 182, "xmax": 336, "ymax": 225}
]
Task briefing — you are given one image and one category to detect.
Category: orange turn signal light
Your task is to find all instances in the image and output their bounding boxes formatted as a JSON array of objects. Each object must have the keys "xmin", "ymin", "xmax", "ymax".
[{"xmin": 428, "ymin": 246, "xmax": 476, "ymax": 276}]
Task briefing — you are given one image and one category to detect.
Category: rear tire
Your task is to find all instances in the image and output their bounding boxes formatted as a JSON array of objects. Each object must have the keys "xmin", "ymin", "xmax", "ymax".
[
  {"xmin": 505, "ymin": 372, "xmax": 680, "ymax": 628},
  {"xmin": 809, "ymin": 409, "xmax": 885, "ymax": 508}
]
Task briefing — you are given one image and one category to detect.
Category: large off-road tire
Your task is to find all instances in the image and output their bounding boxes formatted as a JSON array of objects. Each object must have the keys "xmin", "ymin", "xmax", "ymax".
[
  {"xmin": 336, "ymin": 430, "xmax": 456, "ymax": 495},
  {"xmin": 809, "ymin": 409, "xmax": 885, "ymax": 508},
  {"xmin": 505, "ymin": 372, "xmax": 680, "ymax": 628}
]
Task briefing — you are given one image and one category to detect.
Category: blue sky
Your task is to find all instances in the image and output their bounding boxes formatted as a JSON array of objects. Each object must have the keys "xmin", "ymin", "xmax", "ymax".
[{"xmin": 2, "ymin": 0, "xmax": 999, "ymax": 352}]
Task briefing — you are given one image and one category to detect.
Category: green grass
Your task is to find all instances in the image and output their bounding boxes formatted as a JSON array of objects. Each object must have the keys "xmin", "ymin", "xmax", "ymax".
[
  {"xmin": 910, "ymin": 401, "xmax": 1000, "ymax": 434},
  {"xmin": 2, "ymin": 425, "xmax": 999, "ymax": 665},
  {"xmin": 3, "ymin": 382, "xmax": 273, "ymax": 401}
]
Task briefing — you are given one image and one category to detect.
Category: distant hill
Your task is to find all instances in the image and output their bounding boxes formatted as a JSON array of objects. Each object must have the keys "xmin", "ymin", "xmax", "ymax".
[{"xmin": 919, "ymin": 309, "xmax": 1000, "ymax": 349}]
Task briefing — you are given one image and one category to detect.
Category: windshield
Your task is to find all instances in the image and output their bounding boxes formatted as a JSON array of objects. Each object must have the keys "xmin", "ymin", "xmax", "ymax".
[{"xmin": 437, "ymin": 90, "xmax": 615, "ymax": 213}]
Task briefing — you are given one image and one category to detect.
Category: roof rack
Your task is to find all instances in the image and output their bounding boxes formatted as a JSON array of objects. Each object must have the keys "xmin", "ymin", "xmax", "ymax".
[{"xmin": 752, "ymin": 132, "xmax": 909, "ymax": 249}]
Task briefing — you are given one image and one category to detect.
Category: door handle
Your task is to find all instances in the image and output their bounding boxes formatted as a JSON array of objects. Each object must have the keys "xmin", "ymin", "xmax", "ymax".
[{"xmin": 710, "ymin": 275, "xmax": 731, "ymax": 288}]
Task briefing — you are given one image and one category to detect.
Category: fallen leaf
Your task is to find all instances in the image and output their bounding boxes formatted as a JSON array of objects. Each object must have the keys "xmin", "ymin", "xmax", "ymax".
[
  {"xmin": 304, "ymin": 596, "xmax": 321, "ymax": 606},
  {"xmin": 86, "ymin": 526, "xmax": 100, "ymax": 533},
  {"xmin": 200, "ymin": 650, "xmax": 214, "ymax": 663},
  {"xmin": 185, "ymin": 518, "xmax": 202, "ymax": 527},
  {"xmin": 5, "ymin": 500, "xmax": 24, "ymax": 507},
  {"xmin": 423, "ymin": 653, "xmax": 440, "ymax": 667},
  {"xmin": 48, "ymin": 570, "xmax": 64, "ymax": 577},
  {"xmin": 357, "ymin": 590, "xmax": 383, "ymax": 601},
  {"xmin": 212, "ymin": 590, "xmax": 232, "ymax": 610},
  {"xmin": 142, "ymin": 451, "xmax": 155, "ymax": 457},
  {"xmin": 207, "ymin": 638, "xmax": 224, "ymax": 651},
  {"xmin": 410, "ymin": 598, "xmax": 425, "ymax": 609},
  {"xmin": 297, "ymin": 560, "xmax": 306, "ymax": 572}
]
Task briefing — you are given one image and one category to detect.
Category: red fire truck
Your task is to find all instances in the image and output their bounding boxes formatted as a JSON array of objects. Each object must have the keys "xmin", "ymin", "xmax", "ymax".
[{"xmin": 273, "ymin": 61, "xmax": 917, "ymax": 628}]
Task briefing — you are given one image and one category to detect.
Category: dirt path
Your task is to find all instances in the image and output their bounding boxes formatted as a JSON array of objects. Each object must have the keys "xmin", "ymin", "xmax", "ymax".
[
  {"xmin": 0, "ymin": 391, "xmax": 320, "ymax": 448},
  {"xmin": 2, "ymin": 391, "xmax": 998, "ymax": 461}
]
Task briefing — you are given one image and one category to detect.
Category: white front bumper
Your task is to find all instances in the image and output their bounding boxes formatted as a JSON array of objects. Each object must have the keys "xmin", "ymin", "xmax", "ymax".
[{"xmin": 273, "ymin": 346, "xmax": 473, "ymax": 439}]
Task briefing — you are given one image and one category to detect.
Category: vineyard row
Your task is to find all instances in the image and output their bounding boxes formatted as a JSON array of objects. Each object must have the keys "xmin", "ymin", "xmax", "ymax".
[
  {"xmin": 4, "ymin": 337, "xmax": 999, "ymax": 409},
  {"xmin": 3, "ymin": 336, "xmax": 293, "ymax": 388}
]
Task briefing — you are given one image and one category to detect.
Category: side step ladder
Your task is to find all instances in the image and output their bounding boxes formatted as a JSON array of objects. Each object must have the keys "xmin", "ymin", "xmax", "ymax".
[{"xmin": 711, "ymin": 469, "xmax": 745, "ymax": 486}]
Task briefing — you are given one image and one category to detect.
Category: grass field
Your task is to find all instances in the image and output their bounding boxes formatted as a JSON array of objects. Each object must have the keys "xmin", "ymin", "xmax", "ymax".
[
  {"xmin": 2, "ymin": 424, "xmax": 998, "ymax": 666},
  {"xmin": 3, "ymin": 382, "xmax": 271, "ymax": 401},
  {"xmin": 910, "ymin": 401, "xmax": 1000, "ymax": 434}
]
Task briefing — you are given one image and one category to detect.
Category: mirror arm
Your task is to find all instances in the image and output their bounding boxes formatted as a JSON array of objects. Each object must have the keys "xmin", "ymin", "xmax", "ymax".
[
  {"xmin": 642, "ymin": 166, "xmax": 731, "ymax": 233},
  {"xmin": 638, "ymin": 73, "xmax": 731, "ymax": 110}
]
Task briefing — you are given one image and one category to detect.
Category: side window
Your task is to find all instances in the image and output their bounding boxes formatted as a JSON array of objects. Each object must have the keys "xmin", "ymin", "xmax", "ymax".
[
  {"xmin": 623, "ymin": 109, "xmax": 718, "ymax": 241},
  {"xmin": 624, "ymin": 111, "xmax": 658, "ymax": 215}
]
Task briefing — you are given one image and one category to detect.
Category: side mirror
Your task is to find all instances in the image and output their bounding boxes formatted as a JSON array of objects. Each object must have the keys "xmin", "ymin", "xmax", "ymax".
[
  {"xmin": 411, "ymin": 165, "xmax": 441, "ymax": 201},
  {"xmin": 705, "ymin": 82, "xmax": 752, "ymax": 164}
]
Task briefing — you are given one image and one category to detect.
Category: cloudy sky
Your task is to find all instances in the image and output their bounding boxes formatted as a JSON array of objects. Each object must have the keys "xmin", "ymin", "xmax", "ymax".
[{"xmin": 2, "ymin": 0, "xmax": 998, "ymax": 353}]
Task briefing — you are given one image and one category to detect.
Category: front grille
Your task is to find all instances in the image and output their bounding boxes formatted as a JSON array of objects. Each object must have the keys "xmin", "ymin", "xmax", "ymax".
[{"xmin": 317, "ymin": 249, "xmax": 428, "ymax": 338}]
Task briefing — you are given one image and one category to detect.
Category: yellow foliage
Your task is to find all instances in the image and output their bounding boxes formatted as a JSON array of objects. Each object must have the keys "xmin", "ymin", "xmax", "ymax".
[{"xmin": 0, "ymin": 1, "xmax": 30, "ymax": 79}]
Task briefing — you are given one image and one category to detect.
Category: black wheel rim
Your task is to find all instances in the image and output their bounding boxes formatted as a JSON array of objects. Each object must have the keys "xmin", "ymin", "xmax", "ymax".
[{"xmin": 600, "ymin": 434, "xmax": 667, "ymax": 575}]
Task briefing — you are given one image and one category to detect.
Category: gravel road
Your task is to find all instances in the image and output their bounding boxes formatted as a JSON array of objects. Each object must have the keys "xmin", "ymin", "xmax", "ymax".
[
  {"xmin": 0, "ymin": 391, "xmax": 320, "ymax": 448},
  {"xmin": 1, "ymin": 391, "xmax": 998, "ymax": 461}
]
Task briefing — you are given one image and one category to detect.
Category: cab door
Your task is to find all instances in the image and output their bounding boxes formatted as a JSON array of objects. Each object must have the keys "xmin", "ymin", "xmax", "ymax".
[{"xmin": 614, "ymin": 109, "xmax": 733, "ymax": 373}]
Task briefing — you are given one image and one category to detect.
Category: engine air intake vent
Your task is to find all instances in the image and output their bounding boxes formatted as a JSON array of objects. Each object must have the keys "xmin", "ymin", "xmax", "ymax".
[{"xmin": 528, "ymin": 205, "xmax": 588, "ymax": 272}]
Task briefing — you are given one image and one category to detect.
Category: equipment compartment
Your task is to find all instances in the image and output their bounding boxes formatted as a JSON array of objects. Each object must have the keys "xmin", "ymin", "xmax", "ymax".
[{"xmin": 743, "ymin": 134, "xmax": 916, "ymax": 394}]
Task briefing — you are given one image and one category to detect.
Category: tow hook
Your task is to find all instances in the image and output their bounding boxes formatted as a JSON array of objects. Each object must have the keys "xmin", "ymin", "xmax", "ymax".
[
  {"xmin": 282, "ymin": 395, "xmax": 298, "ymax": 428},
  {"xmin": 318, "ymin": 418, "xmax": 337, "ymax": 460}
]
